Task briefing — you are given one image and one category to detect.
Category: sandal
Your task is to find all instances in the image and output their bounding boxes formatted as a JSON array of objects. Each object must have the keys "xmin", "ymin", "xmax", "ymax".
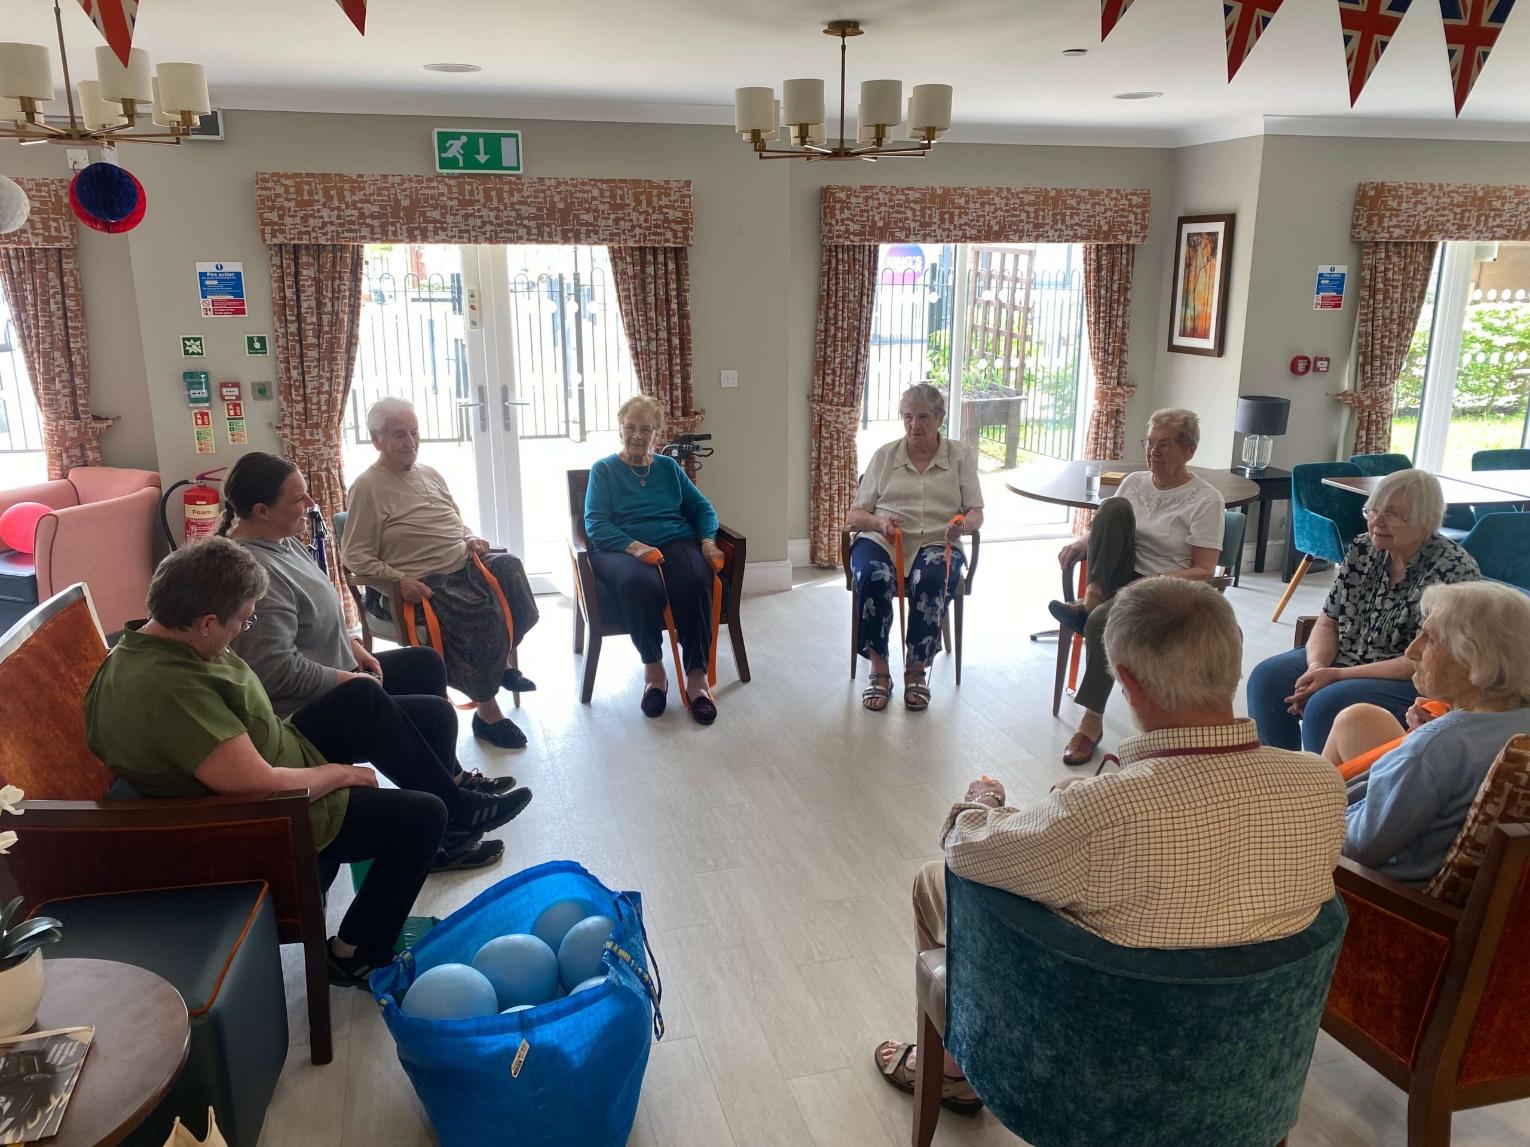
[
  {"xmin": 862, "ymin": 673, "xmax": 893, "ymax": 712},
  {"xmin": 874, "ymin": 1040, "xmax": 983, "ymax": 1115},
  {"xmin": 904, "ymin": 670, "xmax": 931, "ymax": 712}
]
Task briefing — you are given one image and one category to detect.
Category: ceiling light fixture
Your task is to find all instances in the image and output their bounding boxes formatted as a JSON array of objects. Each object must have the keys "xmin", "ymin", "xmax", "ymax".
[
  {"xmin": 423, "ymin": 63, "xmax": 482, "ymax": 74},
  {"xmin": 733, "ymin": 20, "xmax": 952, "ymax": 162},
  {"xmin": 0, "ymin": 0, "xmax": 210, "ymax": 146},
  {"xmin": 1113, "ymin": 90, "xmax": 1164, "ymax": 100}
]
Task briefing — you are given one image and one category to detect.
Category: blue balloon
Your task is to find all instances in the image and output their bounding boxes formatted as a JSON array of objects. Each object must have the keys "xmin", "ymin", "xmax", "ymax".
[
  {"xmin": 557, "ymin": 914, "xmax": 615, "ymax": 990},
  {"xmin": 569, "ymin": 974, "xmax": 608, "ymax": 995},
  {"xmin": 532, "ymin": 898, "xmax": 598, "ymax": 952},
  {"xmin": 401, "ymin": 963, "xmax": 499, "ymax": 1020},
  {"xmin": 472, "ymin": 933, "xmax": 559, "ymax": 1009}
]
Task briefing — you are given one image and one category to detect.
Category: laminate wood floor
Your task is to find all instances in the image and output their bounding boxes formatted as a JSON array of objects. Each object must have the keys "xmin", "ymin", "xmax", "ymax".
[{"xmin": 258, "ymin": 539, "xmax": 1530, "ymax": 1147}]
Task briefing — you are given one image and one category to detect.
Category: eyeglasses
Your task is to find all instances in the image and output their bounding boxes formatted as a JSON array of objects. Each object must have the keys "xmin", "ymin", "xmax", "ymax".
[
  {"xmin": 621, "ymin": 424, "xmax": 657, "ymax": 436},
  {"xmin": 1363, "ymin": 507, "xmax": 1411, "ymax": 526},
  {"xmin": 1140, "ymin": 438, "xmax": 1177, "ymax": 454}
]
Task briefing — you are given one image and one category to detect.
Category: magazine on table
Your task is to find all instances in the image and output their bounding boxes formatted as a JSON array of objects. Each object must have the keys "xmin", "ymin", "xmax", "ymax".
[{"xmin": 0, "ymin": 1027, "xmax": 94, "ymax": 1145}]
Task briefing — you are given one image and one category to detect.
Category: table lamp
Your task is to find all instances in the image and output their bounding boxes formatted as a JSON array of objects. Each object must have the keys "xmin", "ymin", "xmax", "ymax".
[{"xmin": 1235, "ymin": 395, "xmax": 1289, "ymax": 473}]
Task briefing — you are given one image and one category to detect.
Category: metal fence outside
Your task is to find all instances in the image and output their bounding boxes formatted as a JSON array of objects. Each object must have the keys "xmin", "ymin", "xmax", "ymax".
[{"xmin": 0, "ymin": 308, "xmax": 43, "ymax": 457}]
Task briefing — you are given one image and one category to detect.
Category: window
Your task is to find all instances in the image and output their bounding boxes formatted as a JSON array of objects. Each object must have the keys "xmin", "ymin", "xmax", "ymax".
[
  {"xmin": 1393, "ymin": 241, "xmax": 1530, "ymax": 473},
  {"xmin": 0, "ymin": 281, "xmax": 46, "ymax": 487},
  {"xmin": 861, "ymin": 242, "xmax": 1094, "ymax": 539}
]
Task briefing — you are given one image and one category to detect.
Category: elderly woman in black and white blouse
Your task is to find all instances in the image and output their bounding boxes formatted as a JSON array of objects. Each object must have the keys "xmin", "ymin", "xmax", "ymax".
[{"xmin": 1249, "ymin": 468, "xmax": 1481, "ymax": 754}]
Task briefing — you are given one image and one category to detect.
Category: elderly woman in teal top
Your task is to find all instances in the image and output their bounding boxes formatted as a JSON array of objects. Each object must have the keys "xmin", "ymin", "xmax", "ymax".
[{"xmin": 585, "ymin": 395, "xmax": 725, "ymax": 724}]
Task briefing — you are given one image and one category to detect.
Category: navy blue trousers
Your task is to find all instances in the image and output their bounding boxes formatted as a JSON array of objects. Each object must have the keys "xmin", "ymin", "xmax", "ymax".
[{"xmin": 849, "ymin": 537, "xmax": 964, "ymax": 665}]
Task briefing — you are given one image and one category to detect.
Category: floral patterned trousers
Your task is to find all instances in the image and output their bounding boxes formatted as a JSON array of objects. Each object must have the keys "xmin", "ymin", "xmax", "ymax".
[{"xmin": 849, "ymin": 537, "xmax": 964, "ymax": 666}]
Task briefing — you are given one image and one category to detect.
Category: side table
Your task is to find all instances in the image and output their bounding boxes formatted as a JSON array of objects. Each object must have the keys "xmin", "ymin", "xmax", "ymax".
[
  {"xmin": 30, "ymin": 958, "xmax": 189, "ymax": 1147},
  {"xmin": 1229, "ymin": 466, "xmax": 1292, "ymax": 583}
]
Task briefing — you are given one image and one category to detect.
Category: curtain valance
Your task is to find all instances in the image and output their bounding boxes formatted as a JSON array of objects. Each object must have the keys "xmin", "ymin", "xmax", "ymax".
[
  {"xmin": 1351, "ymin": 182, "xmax": 1530, "ymax": 243},
  {"xmin": 820, "ymin": 185, "xmax": 1151, "ymax": 246}
]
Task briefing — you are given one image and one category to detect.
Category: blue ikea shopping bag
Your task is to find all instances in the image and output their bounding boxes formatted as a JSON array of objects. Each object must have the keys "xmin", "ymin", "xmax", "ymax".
[{"xmin": 371, "ymin": 861, "xmax": 663, "ymax": 1147}]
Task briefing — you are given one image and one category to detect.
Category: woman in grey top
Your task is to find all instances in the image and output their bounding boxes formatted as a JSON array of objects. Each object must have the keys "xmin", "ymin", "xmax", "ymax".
[{"xmin": 220, "ymin": 453, "xmax": 531, "ymax": 871}]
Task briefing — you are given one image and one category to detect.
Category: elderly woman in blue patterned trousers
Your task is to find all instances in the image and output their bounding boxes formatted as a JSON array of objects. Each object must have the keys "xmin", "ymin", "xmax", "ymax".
[{"xmin": 846, "ymin": 383, "xmax": 984, "ymax": 712}]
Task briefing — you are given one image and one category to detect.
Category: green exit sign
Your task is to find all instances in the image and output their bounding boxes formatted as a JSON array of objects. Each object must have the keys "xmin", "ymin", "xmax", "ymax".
[{"xmin": 433, "ymin": 129, "xmax": 523, "ymax": 175}]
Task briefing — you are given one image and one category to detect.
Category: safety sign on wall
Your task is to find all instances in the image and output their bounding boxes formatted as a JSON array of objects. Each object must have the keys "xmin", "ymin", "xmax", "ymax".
[
  {"xmin": 197, "ymin": 261, "xmax": 248, "ymax": 318},
  {"xmin": 1313, "ymin": 265, "xmax": 1348, "ymax": 311},
  {"xmin": 192, "ymin": 408, "xmax": 215, "ymax": 454},
  {"xmin": 221, "ymin": 381, "xmax": 248, "ymax": 444}
]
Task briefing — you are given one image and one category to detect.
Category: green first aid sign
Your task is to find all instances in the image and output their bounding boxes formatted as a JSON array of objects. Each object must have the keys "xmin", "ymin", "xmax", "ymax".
[{"xmin": 434, "ymin": 129, "xmax": 523, "ymax": 175}]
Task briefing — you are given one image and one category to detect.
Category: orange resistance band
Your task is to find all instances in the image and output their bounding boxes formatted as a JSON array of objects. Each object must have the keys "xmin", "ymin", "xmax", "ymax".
[
  {"xmin": 942, "ymin": 514, "xmax": 966, "ymax": 591},
  {"xmin": 639, "ymin": 548, "xmax": 692, "ymax": 709},
  {"xmin": 401, "ymin": 552, "xmax": 516, "ymax": 710}
]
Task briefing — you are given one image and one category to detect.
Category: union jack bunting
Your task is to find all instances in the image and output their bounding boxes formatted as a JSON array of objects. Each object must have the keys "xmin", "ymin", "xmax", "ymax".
[
  {"xmin": 1440, "ymin": 0, "xmax": 1518, "ymax": 115},
  {"xmin": 77, "ymin": 0, "xmax": 139, "ymax": 67},
  {"xmin": 1338, "ymin": 0, "xmax": 1416, "ymax": 105},
  {"xmin": 1225, "ymin": 1, "xmax": 1288, "ymax": 80},
  {"xmin": 335, "ymin": 0, "xmax": 367, "ymax": 34},
  {"xmin": 1102, "ymin": 0, "xmax": 1141, "ymax": 40}
]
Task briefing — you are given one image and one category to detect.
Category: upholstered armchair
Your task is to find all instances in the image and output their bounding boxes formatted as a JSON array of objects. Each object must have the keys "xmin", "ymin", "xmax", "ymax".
[
  {"xmin": 0, "ymin": 584, "xmax": 333, "ymax": 1066},
  {"xmin": 0, "ymin": 466, "xmax": 160, "ymax": 637},
  {"xmin": 912, "ymin": 870, "xmax": 1345, "ymax": 1147},
  {"xmin": 1272, "ymin": 461, "xmax": 1366, "ymax": 622}
]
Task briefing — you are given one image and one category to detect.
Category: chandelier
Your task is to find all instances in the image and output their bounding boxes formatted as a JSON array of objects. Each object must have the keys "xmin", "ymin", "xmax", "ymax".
[
  {"xmin": 734, "ymin": 20, "xmax": 951, "ymax": 161},
  {"xmin": 0, "ymin": 0, "xmax": 211, "ymax": 146}
]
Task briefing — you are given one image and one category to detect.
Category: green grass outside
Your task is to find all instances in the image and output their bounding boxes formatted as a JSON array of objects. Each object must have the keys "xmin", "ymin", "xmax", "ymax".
[{"xmin": 1390, "ymin": 412, "xmax": 1529, "ymax": 474}]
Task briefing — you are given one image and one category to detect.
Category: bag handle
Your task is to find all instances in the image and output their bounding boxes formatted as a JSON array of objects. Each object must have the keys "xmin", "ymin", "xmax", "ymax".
[{"xmin": 609, "ymin": 891, "xmax": 665, "ymax": 1041}]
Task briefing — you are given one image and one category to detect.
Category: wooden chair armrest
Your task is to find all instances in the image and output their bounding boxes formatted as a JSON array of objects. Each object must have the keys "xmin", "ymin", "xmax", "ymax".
[
  {"xmin": 1334, "ymin": 856, "xmax": 1462, "ymax": 935},
  {"xmin": 715, "ymin": 524, "xmax": 746, "ymax": 580},
  {"xmin": 15, "ymin": 790, "xmax": 313, "ymax": 826},
  {"xmin": 568, "ymin": 526, "xmax": 591, "ymax": 555},
  {"xmin": 345, "ymin": 573, "xmax": 401, "ymax": 594},
  {"xmin": 1294, "ymin": 615, "xmax": 1317, "ymax": 649},
  {"xmin": 716, "ymin": 524, "xmax": 745, "ymax": 547}
]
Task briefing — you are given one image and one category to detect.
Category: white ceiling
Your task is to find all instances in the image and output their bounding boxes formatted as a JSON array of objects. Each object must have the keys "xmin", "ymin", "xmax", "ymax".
[{"xmin": 4, "ymin": 0, "xmax": 1530, "ymax": 144}]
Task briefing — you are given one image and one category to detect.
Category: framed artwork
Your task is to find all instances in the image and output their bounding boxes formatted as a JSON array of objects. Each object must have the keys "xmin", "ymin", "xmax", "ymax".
[{"xmin": 1167, "ymin": 213, "xmax": 1235, "ymax": 357}]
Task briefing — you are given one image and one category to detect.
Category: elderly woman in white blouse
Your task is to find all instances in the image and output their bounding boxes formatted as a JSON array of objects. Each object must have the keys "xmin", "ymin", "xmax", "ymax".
[{"xmin": 845, "ymin": 383, "xmax": 984, "ymax": 712}]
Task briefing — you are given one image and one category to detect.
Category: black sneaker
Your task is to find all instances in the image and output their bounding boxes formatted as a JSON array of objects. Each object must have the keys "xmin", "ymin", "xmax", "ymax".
[
  {"xmin": 473, "ymin": 714, "xmax": 528, "ymax": 749},
  {"xmin": 431, "ymin": 834, "xmax": 505, "ymax": 873},
  {"xmin": 453, "ymin": 787, "xmax": 533, "ymax": 835},
  {"xmin": 501, "ymin": 667, "xmax": 538, "ymax": 693},
  {"xmin": 456, "ymin": 768, "xmax": 517, "ymax": 795},
  {"xmin": 327, "ymin": 942, "xmax": 389, "ymax": 990}
]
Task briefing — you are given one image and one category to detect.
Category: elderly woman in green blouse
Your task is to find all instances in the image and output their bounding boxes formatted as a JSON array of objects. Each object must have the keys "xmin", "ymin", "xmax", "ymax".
[
  {"xmin": 83, "ymin": 537, "xmax": 447, "ymax": 990},
  {"xmin": 846, "ymin": 382, "xmax": 984, "ymax": 712}
]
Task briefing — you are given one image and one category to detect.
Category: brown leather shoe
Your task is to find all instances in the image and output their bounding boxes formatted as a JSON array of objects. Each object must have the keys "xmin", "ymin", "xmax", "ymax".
[{"xmin": 1062, "ymin": 732, "xmax": 1099, "ymax": 766}]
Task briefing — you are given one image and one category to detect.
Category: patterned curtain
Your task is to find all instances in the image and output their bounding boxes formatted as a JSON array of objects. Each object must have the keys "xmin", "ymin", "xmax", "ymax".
[
  {"xmin": 0, "ymin": 248, "xmax": 114, "ymax": 479},
  {"xmin": 1335, "ymin": 241, "xmax": 1439, "ymax": 455},
  {"xmin": 1076, "ymin": 243, "xmax": 1138, "ymax": 532},
  {"xmin": 808, "ymin": 244, "xmax": 879, "ymax": 566},
  {"xmin": 268, "ymin": 243, "xmax": 365, "ymax": 619},
  {"xmin": 608, "ymin": 246, "xmax": 702, "ymax": 459}
]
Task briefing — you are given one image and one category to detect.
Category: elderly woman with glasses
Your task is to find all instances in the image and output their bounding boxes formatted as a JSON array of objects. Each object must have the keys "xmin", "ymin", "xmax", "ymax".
[
  {"xmin": 846, "ymin": 382, "xmax": 984, "ymax": 713},
  {"xmin": 584, "ymin": 395, "xmax": 726, "ymax": 724},
  {"xmin": 1046, "ymin": 408, "xmax": 1225, "ymax": 765},
  {"xmin": 1249, "ymin": 468, "xmax": 1480, "ymax": 754}
]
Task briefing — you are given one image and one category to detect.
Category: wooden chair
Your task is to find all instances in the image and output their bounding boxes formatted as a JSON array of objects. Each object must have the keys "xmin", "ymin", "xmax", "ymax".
[
  {"xmin": 1321, "ymin": 735, "xmax": 1530, "ymax": 1146},
  {"xmin": 332, "ymin": 510, "xmax": 521, "ymax": 705},
  {"xmin": 1049, "ymin": 510, "xmax": 1243, "ymax": 716},
  {"xmin": 566, "ymin": 469, "xmax": 750, "ymax": 704},
  {"xmin": 841, "ymin": 529, "xmax": 981, "ymax": 685},
  {"xmin": 0, "ymin": 585, "xmax": 334, "ymax": 1065}
]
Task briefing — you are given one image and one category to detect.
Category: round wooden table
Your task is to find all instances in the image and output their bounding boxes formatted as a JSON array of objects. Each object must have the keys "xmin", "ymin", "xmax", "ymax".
[
  {"xmin": 31, "ymin": 958, "xmax": 189, "ymax": 1147},
  {"xmin": 1005, "ymin": 460, "xmax": 1261, "ymax": 509}
]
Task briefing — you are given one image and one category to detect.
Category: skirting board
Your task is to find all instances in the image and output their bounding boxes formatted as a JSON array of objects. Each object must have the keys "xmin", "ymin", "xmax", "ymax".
[
  {"xmin": 788, "ymin": 538, "xmax": 813, "ymax": 568},
  {"xmin": 743, "ymin": 558, "xmax": 793, "ymax": 594}
]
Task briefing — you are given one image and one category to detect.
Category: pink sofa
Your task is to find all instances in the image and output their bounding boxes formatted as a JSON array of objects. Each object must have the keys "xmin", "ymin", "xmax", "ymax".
[{"xmin": 0, "ymin": 467, "xmax": 161, "ymax": 637}]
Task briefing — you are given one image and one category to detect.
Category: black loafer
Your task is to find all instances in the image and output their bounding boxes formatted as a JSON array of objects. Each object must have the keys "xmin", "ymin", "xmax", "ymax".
[
  {"xmin": 1048, "ymin": 600, "xmax": 1089, "ymax": 637},
  {"xmin": 501, "ymin": 668, "xmax": 538, "ymax": 693},
  {"xmin": 472, "ymin": 714, "xmax": 528, "ymax": 749},
  {"xmin": 640, "ymin": 686, "xmax": 667, "ymax": 718},
  {"xmin": 690, "ymin": 694, "xmax": 717, "ymax": 726}
]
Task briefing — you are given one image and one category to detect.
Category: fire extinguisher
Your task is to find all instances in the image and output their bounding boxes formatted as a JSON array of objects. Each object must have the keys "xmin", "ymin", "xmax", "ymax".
[{"xmin": 158, "ymin": 467, "xmax": 227, "ymax": 549}]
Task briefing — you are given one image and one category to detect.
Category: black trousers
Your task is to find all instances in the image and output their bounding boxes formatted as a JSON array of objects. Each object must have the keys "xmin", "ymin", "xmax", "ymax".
[
  {"xmin": 590, "ymin": 540, "xmax": 715, "ymax": 671},
  {"xmin": 290, "ymin": 646, "xmax": 468, "ymax": 820},
  {"xmin": 317, "ymin": 787, "xmax": 446, "ymax": 959}
]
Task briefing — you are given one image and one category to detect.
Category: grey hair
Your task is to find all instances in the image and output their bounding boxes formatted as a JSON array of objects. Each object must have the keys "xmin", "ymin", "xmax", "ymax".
[
  {"xmin": 616, "ymin": 394, "xmax": 665, "ymax": 431},
  {"xmin": 1366, "ymin": 468, "xmax": 1446, "ymax": 534},
  {"xmin": 1148, "ymin": 408, "xmax": 1200, "ymax": 452},
  {"xmin": 1420, "ymin": 582, "xmax": 1530, "ymax": 706},
  {"xmin": 366, "ymin": 396, "xmax": 417, "ymax": 437},
  {"xmin": 1104, "ymin": 577, "xmax": 1242, "ymax": 712},
  {"xmin": 901, "ymin": 382, "xmax": 946, "ymax": 425}
]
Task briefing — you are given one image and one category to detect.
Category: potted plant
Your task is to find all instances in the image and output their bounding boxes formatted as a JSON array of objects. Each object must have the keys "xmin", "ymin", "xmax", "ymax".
[{"xmin": 0, "ymin": 785, "xmax": 62, "ymax": 1037}]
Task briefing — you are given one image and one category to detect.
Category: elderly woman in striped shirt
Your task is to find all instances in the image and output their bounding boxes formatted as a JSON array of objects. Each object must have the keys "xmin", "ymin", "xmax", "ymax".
[{"xmin": 845, "ymin": 383, "xmax": 984, "ymax": 713}]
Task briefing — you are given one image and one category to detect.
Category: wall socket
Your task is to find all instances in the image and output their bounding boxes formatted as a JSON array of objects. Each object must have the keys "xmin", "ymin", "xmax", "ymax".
[
  {"xmin": 720, "ymin": 369, "xmax": 738, "ymax": 389},
  {"xmin": 251, "ymin": 380, "xmax": 273, "ymax": 400}
]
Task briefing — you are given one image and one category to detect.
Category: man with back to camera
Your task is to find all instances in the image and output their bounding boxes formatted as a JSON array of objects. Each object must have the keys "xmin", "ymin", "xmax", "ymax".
[{"xmin": 874, "ymin": 577, "xmax": 1347, "ymax": 1114}]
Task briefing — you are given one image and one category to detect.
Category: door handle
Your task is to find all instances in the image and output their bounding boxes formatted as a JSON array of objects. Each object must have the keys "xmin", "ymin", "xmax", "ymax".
[{"xmin": 501, "ymin": 385, "xmax": 529, "ymax": 430}]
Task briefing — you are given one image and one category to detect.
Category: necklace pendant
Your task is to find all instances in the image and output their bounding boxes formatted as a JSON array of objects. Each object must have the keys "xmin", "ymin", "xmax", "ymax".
[{"xmin": 640, "ymin": 478, "xmax": 647, "ymax": 486}]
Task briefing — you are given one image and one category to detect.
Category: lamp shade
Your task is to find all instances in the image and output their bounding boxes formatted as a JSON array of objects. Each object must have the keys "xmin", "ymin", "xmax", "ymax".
[
  {"xmin": 909, "ymin": 84, "xmax": 952, "ymax": 131},
  {"xmin": 1234, "ymin": 395, "xmax": 1290, "ymax": 437},
  {"xmin": 0, "ymin": 42, "xmax": 53, "ymax": 101},
  {"xmin": 734, "ymin": 86, "xmax": 774, "ymax": 133},
  {"xmin": 0, "ymin": 95, "xmax": 22, "ymax": 125},
  {"xmin": 156, "ymin": 63, "xmax": 211, "ymax": 115},
  {"xmin": 782, "ymin": 78, "xmax": 824, "ymax": 126},
  {"xmin": 77, "ymin": 80, "xmax": 124, "ymax": 130},
  {"xmin": 860, "ymin": 79, "xmax": 901, "ymax": 128},
  {"xmin": 96, "ymin": 46, "xmax": 153, "ymax": 103}
]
